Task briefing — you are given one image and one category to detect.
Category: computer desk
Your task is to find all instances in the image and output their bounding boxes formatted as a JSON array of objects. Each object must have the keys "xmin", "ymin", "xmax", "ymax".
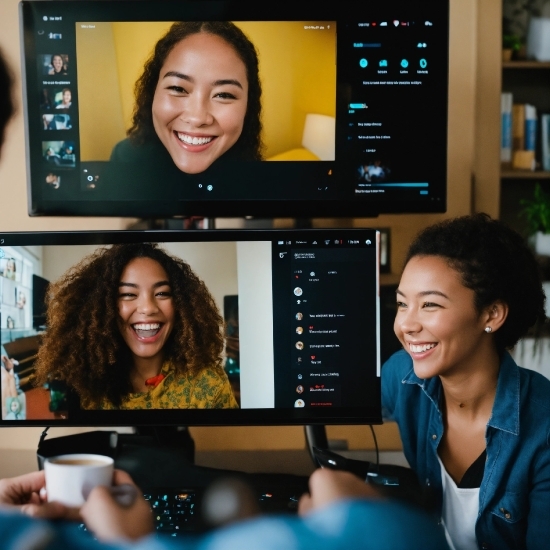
[{"xmin": 0, "ymin": 448, "xmax": 407, "ymax": 480}]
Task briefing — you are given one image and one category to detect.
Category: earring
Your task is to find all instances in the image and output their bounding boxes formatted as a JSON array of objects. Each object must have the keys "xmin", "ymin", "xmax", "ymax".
[{"xmin": 484, "ymin": 326, "xmax": 492, "ymax": 333}]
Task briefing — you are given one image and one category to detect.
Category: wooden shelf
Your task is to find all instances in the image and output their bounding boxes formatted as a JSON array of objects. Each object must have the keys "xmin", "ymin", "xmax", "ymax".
[
  {"xmin": 501, "ymin": 170, "xmax": 550, "ymax": 180},
  {"xmin": 503, "ymin": 61, "xmax": 550, "ymax": 69}
]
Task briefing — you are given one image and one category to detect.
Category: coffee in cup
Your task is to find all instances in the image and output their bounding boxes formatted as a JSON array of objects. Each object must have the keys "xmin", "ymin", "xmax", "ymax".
[{"xmin": 44, "ymin": 453, "xmax": 114, "ymax": 507}]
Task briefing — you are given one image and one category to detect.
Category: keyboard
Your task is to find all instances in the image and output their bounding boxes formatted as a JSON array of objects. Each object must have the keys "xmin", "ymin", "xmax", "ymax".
[
  {"xmin": 78, "ymin": 480, "xmax": 306, "ymax": 538},
  {"xmin": 145, "ymin": 489, "xmax": 201, "ymax": 536},
  {"xmin": 145, "ymin": 485, "xmax": 303, "ymax": 538}
]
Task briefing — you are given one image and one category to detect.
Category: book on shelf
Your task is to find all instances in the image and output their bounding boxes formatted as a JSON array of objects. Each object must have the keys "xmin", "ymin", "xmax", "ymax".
[
  {"xmin": 542, "ymin": 113, "xmax": 550, "ymax": 172},
  {"xmin": 512, "ymin": 103, "xmax": 525, "ymax": 151},
  {"xmin": 512, "ymin": 103, "xmax": 537, "ymax": 170},
  {"xmin": 525, "ymin": 104, "xmax": 537, "ymax": 152},
  {"xmin": 501, "ymin": 92, "xmax": 513, "ymax": 164}
]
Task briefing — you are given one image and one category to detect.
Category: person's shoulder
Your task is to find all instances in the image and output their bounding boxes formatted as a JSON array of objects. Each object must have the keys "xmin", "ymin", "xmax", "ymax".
[{"xmin": 109, "ymin": 137, "xmax": 137, "ymax": 162}]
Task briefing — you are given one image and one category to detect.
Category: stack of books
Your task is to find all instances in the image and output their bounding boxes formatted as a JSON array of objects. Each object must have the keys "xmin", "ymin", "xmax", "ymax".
[{"xmin": 501, "ymin": 92, "xmax": 550, "ymax": 171}]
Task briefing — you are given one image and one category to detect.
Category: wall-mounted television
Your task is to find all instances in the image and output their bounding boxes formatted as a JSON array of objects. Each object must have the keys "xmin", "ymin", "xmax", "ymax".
[{"xmin": 20, "ymin": 0, "xmax": 449, "ymax": 218}]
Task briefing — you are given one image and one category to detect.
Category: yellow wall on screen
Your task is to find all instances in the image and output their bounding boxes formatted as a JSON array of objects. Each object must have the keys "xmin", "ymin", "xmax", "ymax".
[{"xmin": 78, "ymin": 21, "xmax": 336, "ymax": 160}]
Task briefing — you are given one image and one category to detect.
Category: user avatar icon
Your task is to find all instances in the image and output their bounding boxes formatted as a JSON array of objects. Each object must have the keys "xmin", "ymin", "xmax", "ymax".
[
  {"xmin": 294, "ymin": 287, "xmax": 303, "ymax": 296},
  {"xmin": 296, "ymin": 312, "xmax": 303, "ymax": 320},
  {"xmin": 296, "ymin": 326, "xmax": 303, "ymax": 334},
  {"xmin": 294, "ymin": 399, "xmax": 305, "ymax": 408},
  {"xmin": 296, "ymin": 341, "xmax": 304, "ymax": 350},
  {"xmin": 296, "ymin": 385, "xmax": 304, "ymax": 394},
  {"xmin": 298, "ymin": 374, "xmax": 303, "ymax": 379}
]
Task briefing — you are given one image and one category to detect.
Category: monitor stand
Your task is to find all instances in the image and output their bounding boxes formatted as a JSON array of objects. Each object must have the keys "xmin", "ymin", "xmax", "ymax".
[
  {"xmin": 36, "ymin": 426, "xmax": 195, "ymax": 488},
  {"xmin": 304, "ymin": 425, "xmax": 329, "ymax": 465}
]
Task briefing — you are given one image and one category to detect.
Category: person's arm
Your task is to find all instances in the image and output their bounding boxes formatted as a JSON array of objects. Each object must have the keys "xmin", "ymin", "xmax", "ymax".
[
  {"xmin": 199, "ymin": 468, "xmax": 448, "ymax": 550},
  {"xmin": 0, "ymin": 471, "xmax": 80, "ymax": 520},
  {"xmin": 79, "ymin": 470, "xmax": 153, "ymax": 543}
]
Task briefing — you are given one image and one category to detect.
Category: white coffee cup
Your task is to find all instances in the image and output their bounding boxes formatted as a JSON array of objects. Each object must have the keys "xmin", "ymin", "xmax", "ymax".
[{"xmin": 44, "ymin": 453, "xmax": 114, "ymax": 507}]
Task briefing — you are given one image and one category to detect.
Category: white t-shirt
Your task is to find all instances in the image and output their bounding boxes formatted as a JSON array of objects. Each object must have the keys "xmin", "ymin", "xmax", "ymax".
[{"xmin": 437, "ymin": 455, "xmax": 480, "ymax": 550}]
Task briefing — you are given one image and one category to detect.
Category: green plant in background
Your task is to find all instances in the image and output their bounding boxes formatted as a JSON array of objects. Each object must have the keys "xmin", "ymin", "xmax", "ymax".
[
  {"xmin": 502, "ymin": 34, "xmax": 522, "ymax": 52},
  {"xmin": 519, "ymin": 183, "xmax": 550, "ymax": 235}
]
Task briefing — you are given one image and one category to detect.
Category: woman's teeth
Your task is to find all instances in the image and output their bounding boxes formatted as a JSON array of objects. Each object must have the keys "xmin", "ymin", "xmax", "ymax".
[
  {"xmin": 133, "ymin": 323, "xmax": 161, "ymax": 338},
  {"xmin": 176, "ymin": 133, "xmax": 213, "ymax": 145},
  {"xmin": 409, "ymin": 343, "xmax": 437, "ymax": 353}
]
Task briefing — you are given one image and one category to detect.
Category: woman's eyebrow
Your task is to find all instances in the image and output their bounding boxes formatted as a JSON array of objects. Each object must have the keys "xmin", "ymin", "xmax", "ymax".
[
  {"xmin": 418, "ymin": 290, "xmax": 449, "ymax": 299},
  {"xmin": 162, "ymin": 71, "xmax": 243, "ymax": 90},
  {"xmin": 212, "ymin": 78, "xmax": 243, "ymax": 89},
  {"xmin": 163, "ymin": 71, "xmax": 193, "ymax": 82},
  {"xmin": 395, "ymin": 289, "xmax": 449, "ymax": 299},
  {"xmin": 118, "ymin": 281, "xmax": 170, "ymax": 288}
]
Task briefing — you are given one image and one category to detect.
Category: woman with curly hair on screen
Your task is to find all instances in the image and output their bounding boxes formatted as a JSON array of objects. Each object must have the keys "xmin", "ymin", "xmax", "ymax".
[
  {"xmin": 33, "ymin": 243, "xmax": 238, "ymax": 410},
  {"xmin": 110, "ymin": 20, "xmax": 263, "ymax": 177}
]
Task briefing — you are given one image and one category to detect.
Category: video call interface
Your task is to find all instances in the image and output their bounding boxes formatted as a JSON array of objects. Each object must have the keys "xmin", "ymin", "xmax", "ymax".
[
  {"xmin": 0, "ymin": 230, "xmax": 380, "ymax": 426},
  {"xmin": 21, "ymin": 1, "xmax": 449, "ymax": 217}
]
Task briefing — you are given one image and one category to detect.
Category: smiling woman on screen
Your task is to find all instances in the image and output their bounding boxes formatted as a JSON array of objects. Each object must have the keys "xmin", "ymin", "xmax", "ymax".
[
  {"xmin": 110, "ymin": 21, "xmax": 263, "ymax": 176},
  {"xmin": 33, "ymin": 243, "xmax": 238, "ymax": 410}
]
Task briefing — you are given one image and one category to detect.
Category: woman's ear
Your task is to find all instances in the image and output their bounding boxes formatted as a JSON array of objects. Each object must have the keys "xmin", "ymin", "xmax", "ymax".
[{"xmin": 484, "ymin": 300, "xmax": 508, "ymax": 333}]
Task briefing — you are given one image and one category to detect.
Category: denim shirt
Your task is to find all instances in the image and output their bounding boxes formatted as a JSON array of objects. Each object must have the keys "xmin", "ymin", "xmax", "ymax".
[{"xmin": 382, "ymin": 350, "xmax": 550, "ymax": 550}]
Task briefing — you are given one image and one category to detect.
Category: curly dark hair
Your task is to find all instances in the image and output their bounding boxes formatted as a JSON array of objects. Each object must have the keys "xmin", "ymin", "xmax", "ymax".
[
  {"xmin": 405, "ymin": 213, "xmax": 546, "ymax": 353},
  {"xmin": 0, "ymin": 47, "xmax": 15, "ymax": 154},
  {"xmin": 128, "ymin": 21, "xmax": 263, "ymax": 161},
  {"xmin": 33, "ymin": 243, "xmax": 225, "ymax": 407}
]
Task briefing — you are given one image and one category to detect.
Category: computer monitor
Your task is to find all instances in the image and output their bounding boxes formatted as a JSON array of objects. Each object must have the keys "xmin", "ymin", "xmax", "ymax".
[
  {"xmin": 20, "ymin": 0, "xmax": 449, "ymax": 218},
  {"xmin": 0, "ymin": 227, "xmax": 381, "ymax": 426}
]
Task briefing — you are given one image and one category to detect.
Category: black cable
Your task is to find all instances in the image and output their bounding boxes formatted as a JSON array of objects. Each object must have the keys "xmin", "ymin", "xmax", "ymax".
[
  {"xmin": 368, "ymin": 424, "xmax": 379, "ymax": 473},
  {"xmin": 38, "ymin": 427, "xmax": 50, "ymax": 446}
]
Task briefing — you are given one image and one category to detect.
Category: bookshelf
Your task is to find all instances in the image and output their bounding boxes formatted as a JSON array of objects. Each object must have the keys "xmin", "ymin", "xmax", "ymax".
[
  {"xmin": 501, "ymin": 170, "xmax": 550, "ymax": 179},
  {"xmin": 499, "ymin": 61, "xmax": 550, "ymax": 235}
]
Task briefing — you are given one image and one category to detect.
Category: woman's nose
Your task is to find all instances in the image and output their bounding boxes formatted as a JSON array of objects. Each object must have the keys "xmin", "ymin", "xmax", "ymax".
[
  {"xmin": 183, "ymin": 94, "xmax": 214, "ymax": 127},
  {"xmin": 137, "ymin": 294, "xmax": 159, "ymax": 315},
  {"xmin": 396, "ymin": 309, "xmax": 422, "ymax": 334}
]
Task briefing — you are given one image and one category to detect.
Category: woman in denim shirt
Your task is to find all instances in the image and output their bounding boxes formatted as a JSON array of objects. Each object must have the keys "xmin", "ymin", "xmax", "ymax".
[{"xmin": 383, "ymin": 214, "xmax": 550, "ymax": 550}]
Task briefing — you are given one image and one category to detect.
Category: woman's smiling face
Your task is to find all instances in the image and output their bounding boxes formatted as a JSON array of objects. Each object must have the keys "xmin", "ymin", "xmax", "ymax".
[
  {"xmin": 394, "ymin": 255, "xmax": 490, "ymax": 380},
  {"xmin": 117, "ymin": 257, "xmax": 175, "ymax": 365},
  {"xmin": 52, "ymin": 55, "xmax": 63, "ymax": 72},
  {"xmin": 152, "ymin": 32, "xmax": 248, "ymax": 174}
]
